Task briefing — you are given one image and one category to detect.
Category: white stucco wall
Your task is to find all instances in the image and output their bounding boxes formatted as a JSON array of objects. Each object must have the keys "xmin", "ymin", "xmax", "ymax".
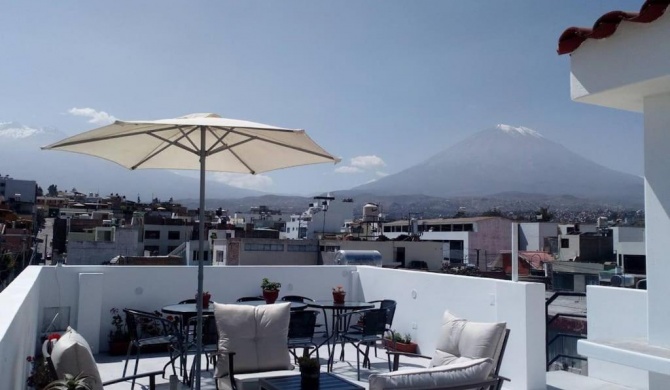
[
  {"xmin": 357, "ymin": 267, "xmax": 546, "ymax": 390},
  {"xmin": 0, "ymin": 267, "xmax": 42, "ymax": 390},
  {"xmin": 580, "ymin": 286, "xmax": 649, "ymax": 389}
]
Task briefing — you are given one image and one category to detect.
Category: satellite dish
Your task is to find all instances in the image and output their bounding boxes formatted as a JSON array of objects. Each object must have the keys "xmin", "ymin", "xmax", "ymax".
[{"xmin": 611, "ymin": 275, "xmax": 623, "ymax": 287}]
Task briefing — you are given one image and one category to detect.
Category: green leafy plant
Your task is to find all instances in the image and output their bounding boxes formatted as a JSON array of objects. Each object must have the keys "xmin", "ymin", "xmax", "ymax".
[
  {"xmin": 261, "ymin": 278, "xmax": 281, "ymax": 291},
  {"xmin": 390, "ymin": 331, "xmax": 413, "ymax": 344},
  {"xmin": 44, "ymin": 373, "xmax": 93, "ymax": 390},
  {"xmin": 26, "ymin": 355, "xmax": 57, "ymax": 389}
]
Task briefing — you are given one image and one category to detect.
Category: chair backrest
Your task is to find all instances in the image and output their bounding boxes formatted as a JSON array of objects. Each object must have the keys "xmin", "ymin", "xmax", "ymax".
[
  {"xmin": 429, "ymin": 311, "xmax": 507, "ymax": 374},
  {"xmin": 288, "ymin": 310, "xmax": 318, "ymax": 340},
  {"xmin": 124, "ymin": 308, "xmax": 178, "ymax": 342},
  {"xmin": 376, "ymin": 300, "xmax": 397, "ymax": 328},
  {"xmin": 235, "ymin": 296, "xmax": 264, "ymax": 302},
  {"xmin": 492, "ymin": 329, "xmax": 510, "ymax": 376},
  {"xmin": 281, "ymin": 295, "xmax": 315, "ymax": 303},
  {"xmin": 43, "ymin": 326, "xmax": 104, "ymax": 390},
  {"xmin": 361, "ymin": 308, "xmax": 388, "ymax": 337},
  {"xmin": 214, "ymin": 302, "xmax": 292, "ymax": 377}
]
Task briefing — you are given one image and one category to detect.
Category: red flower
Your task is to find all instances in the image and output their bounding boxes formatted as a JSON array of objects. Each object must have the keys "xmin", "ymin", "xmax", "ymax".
[
  {"xmin": 48, "ymin": 333, "xmax": 61, "ymax": 342},
  {"xmin": 167, "ymin": 315, "xmax": 174, "ymax": 321}
]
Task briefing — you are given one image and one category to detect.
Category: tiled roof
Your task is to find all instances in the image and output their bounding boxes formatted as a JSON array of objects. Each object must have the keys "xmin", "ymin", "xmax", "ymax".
[{"xmin": 558, "ymin": 0, "xmax": 670, "ymax": 55}]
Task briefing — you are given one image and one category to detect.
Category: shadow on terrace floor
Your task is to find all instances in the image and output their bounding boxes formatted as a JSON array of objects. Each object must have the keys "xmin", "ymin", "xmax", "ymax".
[{"xmin": 95, "ymin": 341, "xmax": 428, "ymax": 390}]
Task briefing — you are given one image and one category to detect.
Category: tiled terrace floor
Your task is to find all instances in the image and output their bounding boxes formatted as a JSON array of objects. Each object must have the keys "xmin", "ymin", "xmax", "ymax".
[{"xmin": 96, "ymin": 341, "xmax": 428, "ymax": 389}]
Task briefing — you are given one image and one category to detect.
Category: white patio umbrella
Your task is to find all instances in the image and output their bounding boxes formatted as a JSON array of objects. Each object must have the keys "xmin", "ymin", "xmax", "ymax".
[{"xmin": 42, "ymin": 113, "xmax": 339, "ymax": 388}]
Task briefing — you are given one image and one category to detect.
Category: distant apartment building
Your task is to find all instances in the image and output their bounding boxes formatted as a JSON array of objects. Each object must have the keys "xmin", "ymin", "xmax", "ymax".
[
  {"xmin": 518, "ymin": 222, "xmax": 559, "ymax": 252},
  {"xmin": 140, "ymin": 215, "xmax": 194, "ymax": 256},
  {"xmin": 220, "ymin": 237, "xmax": 443, "ymax": 269},
  {"xmin": 0, "ymin": 176, "xmax": 37, "ymax": 215},
  {"xmin": 67, "ymin": 226, "xmax": 142, "ymax": 265},
  {"xmin": 382, "ymin": 216, "xmax": 512, "ymax": 269}
]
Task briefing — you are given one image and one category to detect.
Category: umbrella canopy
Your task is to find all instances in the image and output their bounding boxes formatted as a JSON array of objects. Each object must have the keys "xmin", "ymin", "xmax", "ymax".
[
  {"xmin": 42, "ymin": 113, "xmax": 339, "ymax": 388},
  {"xmin": 43, "ymin": 113, "xmax": 337, "ymax": 173}
]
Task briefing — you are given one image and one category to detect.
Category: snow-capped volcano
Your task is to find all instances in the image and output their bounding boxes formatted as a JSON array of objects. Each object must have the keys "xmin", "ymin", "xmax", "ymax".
[
  {"xmin": 0, "ymin": 122, "xmax": 45, "ymax": 139},
  {"xmin": 495, "ymin": 124, "xmax": 543, "ymax": 138},
  {"xmin": 352, "ymin": 124, "xmax": 642, "ymax": 202}
]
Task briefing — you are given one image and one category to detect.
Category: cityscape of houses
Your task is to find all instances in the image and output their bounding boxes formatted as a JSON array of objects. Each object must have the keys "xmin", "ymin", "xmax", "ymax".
[{"xmin": 1, "ymin": 173, "xmax": 646, "ymax": 294}]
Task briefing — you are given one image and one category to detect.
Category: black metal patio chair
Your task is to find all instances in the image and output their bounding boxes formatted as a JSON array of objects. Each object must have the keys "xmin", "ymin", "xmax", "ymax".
[{"xmin": 287, "ymin": 309, "xmax": 320, "ymax": 362}]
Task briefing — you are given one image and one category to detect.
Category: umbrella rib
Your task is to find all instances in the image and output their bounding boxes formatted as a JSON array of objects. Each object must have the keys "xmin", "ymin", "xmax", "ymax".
[
  {"xmin": 207, "ymin": 137, "xmax": 254, "ymax": 156},
  {"xmin": 215, "ymin": 129, "xmax": 335, "ymax": 160},
  {"xmin": 129, "ymin": 129, "xmax": 200, "ymax": 169},
  {"xmin": 205, "ymin": 127, "xmax": 231, "ymax": 154},
  {"xmin": 178, "ymin": 126, "xmax": 200, "ymax": 151},
  {"xmin": 228, "ymin": 147, "xmax": 256, "ymax": 174},
  {"xmin": 46, "ymin": 124, "xmax": 189, "ymax": 147}
]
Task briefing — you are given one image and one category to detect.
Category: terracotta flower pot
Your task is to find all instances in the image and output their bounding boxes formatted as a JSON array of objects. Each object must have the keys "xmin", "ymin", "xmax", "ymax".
[
  {"xmin": 332, "ymin": 291, "xmax": 346, "ymax": 304},
  {"xmin": 384, "ymin": 338, "xmax": 417, "ymax": 354},
  {"xmin": 263, "ymin": 289, "xmax": 279, "ymax": 304}
]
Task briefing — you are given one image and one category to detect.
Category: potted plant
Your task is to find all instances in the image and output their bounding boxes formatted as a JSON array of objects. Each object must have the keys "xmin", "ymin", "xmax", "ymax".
[
  {"xmin": 26, "ymin": 355, "xmax": 57, "ymax": 389},
  {"xmin": 261, "ymin": 278, "xmax": 281, "ymax": 304},
  {"xmin": 44, "ymin": 373, "xmax": 93, "ymax": 390},
  {"xmin": 298, "ymin": 356, "xmax": 320, "ymax": 388},
  {"xmin": 108, "ymin": 308, "xmax": 130, "ymax": 356},
  {"xmin": 332, "ymin": 285, "xmax": 346, "ymax": 304},
  {"xmin": 384, "ymin": 331, "xmax": 417, "ymax": 354},
  {"xmin": 195, "ymin": 291, "xmax": 212, "ymax": 307}
]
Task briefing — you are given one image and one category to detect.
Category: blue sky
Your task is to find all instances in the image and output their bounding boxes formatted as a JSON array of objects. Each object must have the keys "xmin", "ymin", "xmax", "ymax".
[{"xmin": 0, "ymin": 1, "xmax": 645, "ymax": 196}]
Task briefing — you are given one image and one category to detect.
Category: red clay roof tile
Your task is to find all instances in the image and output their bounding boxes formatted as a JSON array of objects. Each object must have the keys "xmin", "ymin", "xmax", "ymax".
[{"xmin": 558, "ymin": 0, "xmax": 670, "ymax": 55}]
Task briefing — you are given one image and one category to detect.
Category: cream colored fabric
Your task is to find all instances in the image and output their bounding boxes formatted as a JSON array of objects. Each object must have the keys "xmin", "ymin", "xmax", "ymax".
[
  {"xmin": 49, "ymin": 326, "xmax": 103, "ymax": 390},
  {"xmin": 42, "ymin": 113, "xmax": 340, "ymax": 173},
  {"xmin": 429, "ymin": 311, "xmax": 506, "ymax": 374},
  {"xmin": 214, "ymin": 302, "xmax": 292, "ymax": 389},
  {"xmin": 369, "ymin": 357, "xmax": 493, "ymax": 390}
]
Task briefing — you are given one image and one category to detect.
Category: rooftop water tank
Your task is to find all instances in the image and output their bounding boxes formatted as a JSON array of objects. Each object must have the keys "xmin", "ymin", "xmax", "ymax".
[
  {"xmin": 363, "ymin": 203, "xmax": 380, "ymax": 222},
  {"xmin": 334, "ymin": 250, "xmax": 383, "ymax": 267}
]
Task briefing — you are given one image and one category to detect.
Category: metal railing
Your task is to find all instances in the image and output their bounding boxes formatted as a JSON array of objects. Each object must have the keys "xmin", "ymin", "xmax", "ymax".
[{"xmin": 546, "ymin": 292, "xmax": 587, "ymax": 370}]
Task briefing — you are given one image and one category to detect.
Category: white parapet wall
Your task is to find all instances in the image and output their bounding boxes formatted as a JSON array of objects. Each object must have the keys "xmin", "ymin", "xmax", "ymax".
[
  {"xmin": 357, "ymin": 267, "xmax": 546, "ymax": 390},
  {"xmin": 580, "ymin": 285, "xmax": 649, "ymax": 389}
]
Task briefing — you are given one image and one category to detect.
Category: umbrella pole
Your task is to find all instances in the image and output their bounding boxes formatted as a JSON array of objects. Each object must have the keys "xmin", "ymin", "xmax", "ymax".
[{"xmin": 195, "ymin": 126, "xmax": 206, "ymax": 389}]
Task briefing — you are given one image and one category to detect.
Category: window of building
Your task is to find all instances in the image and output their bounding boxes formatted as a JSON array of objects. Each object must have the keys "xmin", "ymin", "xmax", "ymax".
[
  {"xmin": 287, "ymin": 244, "xmax": 319, "ymax": 252},
  {"xmin": 453, "ymin": 224, "xmax": 464, "ymax": 232},
  {"xmin": 463, "ymin": 224, "xmax": 474, "ymax": 232},
  {"xmin": 168, "ymin": 231, "xmax": 180, "ymax": 240},
  {"xmin": 144, "ymin": 245, "xmax": 159, "ymax": 255},
  {"xmin": 244, "ymin": 243, "xmax": 284, "ymax": 251},
  {"xmin": 320, "ymin": 245, "xmax": 340, "ymax": 252},
  {"xmin": 144, "ymin": 230, "xmax": 160, "ymax": 240},
  {"xmin": 441, "ymin": 224, "xmax": 452, "ymax": 231},
  {"xmin": 167, "ymin": 246, "xmax": 178, "ymax": 253},
  {"xmin": 561, "ymin": 239, "xmax": 570, "ymax": 248}
]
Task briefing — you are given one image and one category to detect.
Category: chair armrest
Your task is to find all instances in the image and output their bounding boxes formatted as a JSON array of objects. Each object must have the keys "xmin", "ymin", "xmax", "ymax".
[
  {"xmin": 386, "ymin": 350, "xmax": 432, "ymax": 371},
  {"xmin": 213, "ymin": 351, "xmax": 237, "ymax": 389},
  {"xmin": 103, "ymin": 370, "xmax": 163, "ymax": 389}
]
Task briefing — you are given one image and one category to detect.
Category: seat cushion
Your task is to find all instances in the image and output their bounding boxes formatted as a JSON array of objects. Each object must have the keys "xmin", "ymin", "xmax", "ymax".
[
  {"xmin": 429, "ymin": 311, "xmax": 505, "ymax": 373},
  {"xmin": 214, "ymin": 302, "xmax": 292, "ymax": 378},
  {"xmin": 369, "ymin": 357, "xmax": 493, "ymax": 390},
  {"xmin": 49, "ymin": 326, "xmax": 103, "ymax": 390}
]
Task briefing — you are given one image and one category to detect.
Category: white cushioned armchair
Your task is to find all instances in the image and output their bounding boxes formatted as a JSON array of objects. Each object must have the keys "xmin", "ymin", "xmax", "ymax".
[
  {"xmin": 369, "ymin": 311, "xmax": 509, "ymax": 390},
  {"xmin": 213, "ymin": 302, "xmax": 297, "ymax": 390}
]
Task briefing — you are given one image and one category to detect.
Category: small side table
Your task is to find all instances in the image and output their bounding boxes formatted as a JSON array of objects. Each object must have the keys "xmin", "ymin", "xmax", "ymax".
[{"xmin": 259, "ymin": 373, "xmax": 364, "ymax": 390}]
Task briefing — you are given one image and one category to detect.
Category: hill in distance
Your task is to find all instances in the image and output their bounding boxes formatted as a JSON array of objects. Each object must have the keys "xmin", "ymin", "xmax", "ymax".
[{"xmin": 352, "ymin": 124, "xmax": 643, "ymax": 204}]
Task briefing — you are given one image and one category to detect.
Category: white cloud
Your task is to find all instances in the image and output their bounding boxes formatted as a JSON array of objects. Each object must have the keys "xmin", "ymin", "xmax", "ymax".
[
  {"xmin": 209, "ymin": 172, "xmax": 273, "ymax": 190},
  {"xmin": 376, "ymin": 171, "xmax": 389, "ymax": 177},
  {"xmin": 334, "ymin": 166, "xmax": 363, "ymax": 174},
  {"xmin": 350, "ymin": 155, "xmax": 386, "ymax": 169},
  {"xmin": 334, "ymin": 155, "xmax": 386, "ymax": 174},
  {"xmin": 67, "ymin": 107, "xmax": 117, "ymax": 125}
]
